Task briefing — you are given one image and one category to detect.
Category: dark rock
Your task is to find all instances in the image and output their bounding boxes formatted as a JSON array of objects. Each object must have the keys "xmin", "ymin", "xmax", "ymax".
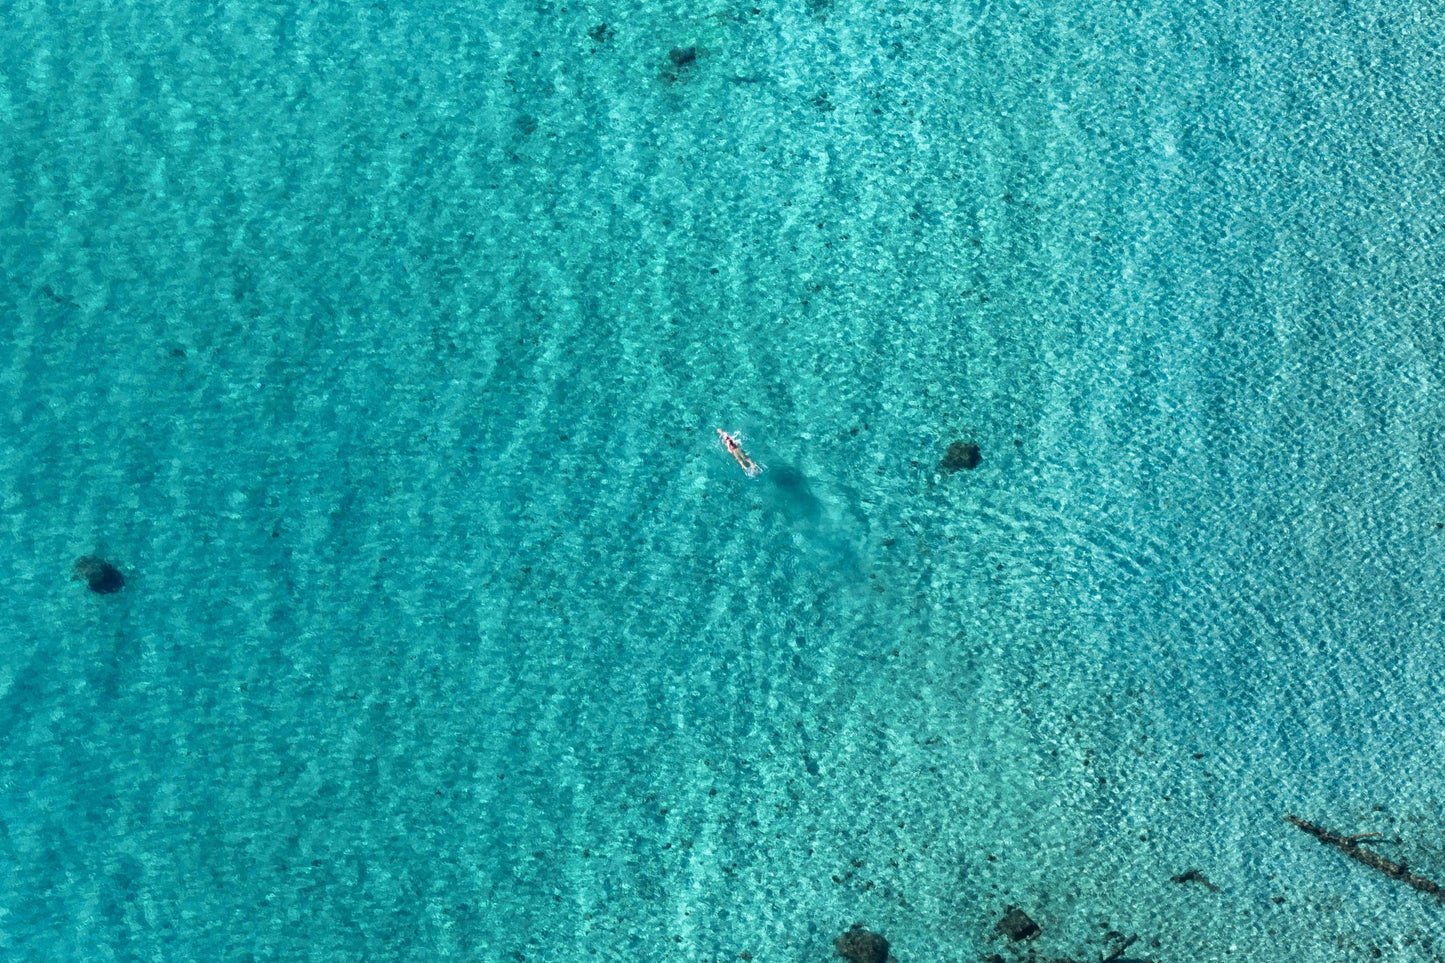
[
  {"xmin": 835, "ymin": 923, "xmax": 889, "ymax": 963},
  {"xmin": 661, "ymin": 46, "xmax": 703, "ymax": 83},
  {"xmin": 74, "ymin": 555, "xmax": 125, "ymax": 594},
  {"xmin": 994, "ymin": 906, "xmax": 1039, "ymax": 942},
  {"xmin": 942, "ymin": 440, "xmax": 981, "ymax": 472},
  {"xmin": 587, "ymin": 23, "xmax": 614, "ymax": 42}
]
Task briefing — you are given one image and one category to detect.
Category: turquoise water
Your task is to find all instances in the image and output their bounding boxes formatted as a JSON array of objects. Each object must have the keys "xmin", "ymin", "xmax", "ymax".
[{"xmin": 4, "ymin": 0, "xmax": 1445, "ymax": 959}]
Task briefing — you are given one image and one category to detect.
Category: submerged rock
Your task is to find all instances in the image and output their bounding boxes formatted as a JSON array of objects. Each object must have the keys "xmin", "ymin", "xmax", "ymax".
[
  {"xmin": 73, "ymin": 555, "xmax": 125, "ymax": 594},
  {"xmin": 661, "ymin": 45, "xmax": 703, "ymax": 83},
  {"xmin": 994, "ymin": 906, "xmax": 1039, "ymax": 942},
  {"xmin": 942, "ymin": 440, "xmax": 981, "ymax": 472},
  {"xmin": 835, "ymin": 923, "xmax": 889, "ymax": 963}
]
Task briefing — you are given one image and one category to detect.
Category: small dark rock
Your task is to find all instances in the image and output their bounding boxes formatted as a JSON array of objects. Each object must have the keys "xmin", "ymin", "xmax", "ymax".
[
  {"xmin": 661, "ymin": 46, "xmax": 703, "ymax": 83},
  {"xmin": 942, "ymin": 440, "xmax": 981, "ymax": 472},
  {"xmin": 835, "ymin": 923, "xmax": 889, "ymax": 963},
  {"xmin": 74, "ymin": 555, "xmax": 125, "ymax": 594},
  {"xmin": 587, "ymin": 23, "xmax": 614, "ymax": 42},
  {"xmin": 994, "ymin": 906, "xmax": 1040, "ymax": 942}
]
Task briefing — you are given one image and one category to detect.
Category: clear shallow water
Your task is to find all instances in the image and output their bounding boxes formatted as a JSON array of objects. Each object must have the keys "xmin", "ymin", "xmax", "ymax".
[{"xmin": 3, "ymin": 0, "xmax": 1445, "ymax": 959}]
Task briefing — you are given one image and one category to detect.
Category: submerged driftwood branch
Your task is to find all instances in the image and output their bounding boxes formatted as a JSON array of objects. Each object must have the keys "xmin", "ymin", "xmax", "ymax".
[
  {"xmin": 1102, "ymin": 933, "xmax": 1139, "ymax": 963},
  {"xmin": 1287, "ymin": 815, "xmax": 1445, "ymax": 901}
]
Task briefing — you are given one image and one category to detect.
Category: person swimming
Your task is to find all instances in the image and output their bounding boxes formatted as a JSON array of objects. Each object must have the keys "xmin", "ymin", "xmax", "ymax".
[{"xmin": 717, "ymin": 428, "xmax": 761, "ymax": 477}]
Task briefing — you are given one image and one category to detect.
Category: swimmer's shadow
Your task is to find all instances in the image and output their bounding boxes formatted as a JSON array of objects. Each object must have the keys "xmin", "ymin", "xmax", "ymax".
[
  {"xmin": 764, "ymin": 464, "xmax": 823, "ymax": 525},
  {"xmin": 757, "ymin": 463, "xmax": 864, "ymax": 574}
]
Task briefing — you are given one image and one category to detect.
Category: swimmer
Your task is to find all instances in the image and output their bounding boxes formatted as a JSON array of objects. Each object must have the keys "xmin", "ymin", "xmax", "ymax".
[{"xmin": 716, "ymin": 428, "xmax": 762, "ymax": 477}]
